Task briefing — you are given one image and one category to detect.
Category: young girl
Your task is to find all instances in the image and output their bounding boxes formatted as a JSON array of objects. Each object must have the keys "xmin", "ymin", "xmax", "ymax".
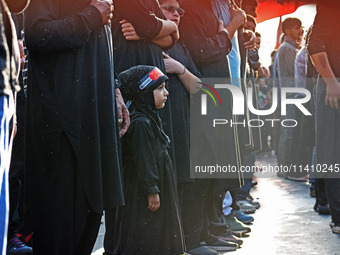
[{"xmin": 114, "ymin": 65, "xmax": 184, "ymax": 255}]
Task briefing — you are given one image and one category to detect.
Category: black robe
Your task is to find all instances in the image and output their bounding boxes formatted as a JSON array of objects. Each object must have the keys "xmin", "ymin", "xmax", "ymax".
[
  {"xmin": 24, "ymin": 0, "xmax": 124, "ymax": 227},
  {"xmin": 115, "ymin": 113, "xmax": 184, "ymax": 255},
  {"xmin": 179, "ymin": 0, "xmax": 241, "ymax": 183},
  {"xmin": 112, "ymin": 0, "xmax": 176, "ymax": 169},
  {"xmin": 166, "ymin": 42, "xmax": 200, "ymax": 184}
]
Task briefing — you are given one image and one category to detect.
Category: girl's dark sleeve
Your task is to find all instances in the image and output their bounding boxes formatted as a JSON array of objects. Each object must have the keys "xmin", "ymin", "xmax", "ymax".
[
  {"xmin": 115, "ymin": 0, "xmax": 163, "ymax": 41},
  {"xmin": 129, "ymin": 119, "xmax": 160, "ymax": 195},
  {"xmin": 24, "ymin": 0, "xmax": 103, "ymax": 51},
  {"xmin": 179, "ymin": 10, "xmax": 232, "ymax": 65}
]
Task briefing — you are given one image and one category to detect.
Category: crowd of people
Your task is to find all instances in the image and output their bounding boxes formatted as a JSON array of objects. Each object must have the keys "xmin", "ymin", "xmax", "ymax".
[{"xmin": 0, "ymin": 0, "xmax": 339, "ymax": 254}]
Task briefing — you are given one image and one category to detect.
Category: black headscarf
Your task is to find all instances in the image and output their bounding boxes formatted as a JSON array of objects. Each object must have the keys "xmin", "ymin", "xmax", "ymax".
[{"xmin": 119, "ymin": 65, "xmax": 170, "ymax": 145}]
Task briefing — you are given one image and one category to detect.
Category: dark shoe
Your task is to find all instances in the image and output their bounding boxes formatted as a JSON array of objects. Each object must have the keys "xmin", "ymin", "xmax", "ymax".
[
  {"xmin": 7, "ymin": 236, "xmax": 32, "ymax": 255},
  {"xmin": 246, "ymin": 197, "xmax": 260, "ymax": 209},
  {"xmin": 236, "ymin": 200, "xmax": 256, "ymax": 214},
  {"xmin": 213, "ymin": 234, "xmax": 243, "ymax": 246},
  {"xmin": 202, "ymin": 236, "xmax": 238, "ymax": 248},
  {"xmin": 309, "ymin": 187, "xmax": 316, "ymax": 197},
  {"xmin": 207, "ymin": 245, "xmax": 237, "ymax": 252},
  {"xmin": 233, "ymin": 210, "xmax": 254, "ymax": 224},
  {"xmin": 17, "ymin": 233, "xmax": 32, "ymax": 248},
  {"xmin": 224, "ymin": 213, "xmax": 251, "ymax": 234},
  {"xmin": 230, "ymin": 231, "xmax": 242, "ymax": 237},
  {"xmin": 187, "ymin": 246, "xmax": 218, "ymax": 255},
  {"xmin": 316, "ymin": 204, "xmax": 331, "ymax": 215}
]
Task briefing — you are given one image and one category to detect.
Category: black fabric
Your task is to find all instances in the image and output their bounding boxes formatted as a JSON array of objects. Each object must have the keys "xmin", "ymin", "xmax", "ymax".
[
  {"xmin": 24, "ymin": 0, "xmax": 124, "ymax": 233},
  {"xmin": 307, "ymin": 1, "xmax": 340, "ymax": 225},
  {"xmin": 179, "ymin": 1, "xmax": 241, "ymax": 250},
  {"xmin": 113, "ymin": 114, "xmax": 184, "ymax": 255},
  {"xmin": 112, "ymin": 0, "xmax": 166, "ymax": 75},
  {"xmin": 166, "ymin": 42, "xmax": 200, "ymax": 184},
  {"xmin": 112, "ymin": 0, "xmax": 176, "ymax": 175},
  {"xmin": 179, "ymin": 0, "xmax": 231, "ymax": 78},
  {"xmin": 324, "ymin": 178, "xmax": 340, "ymax": 223},
  {"xmin": 179, "ymin": 0, "xmax": 239, "ymax": 177},
  {"xmin": 31, "ymin": 133, "xmax": 101, "ymax": 255}
]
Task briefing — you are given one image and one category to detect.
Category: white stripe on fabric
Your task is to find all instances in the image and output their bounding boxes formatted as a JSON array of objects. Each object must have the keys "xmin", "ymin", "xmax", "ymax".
[{"xmin": 0, "ymin": 94, "xmax": 15, "ymax": 254}]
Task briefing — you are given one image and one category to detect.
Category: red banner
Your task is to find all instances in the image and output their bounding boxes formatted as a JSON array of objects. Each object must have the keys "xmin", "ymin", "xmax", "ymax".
[{"xmin": 256, "ymin": 0, "xmax": 316, "ymax": 23}]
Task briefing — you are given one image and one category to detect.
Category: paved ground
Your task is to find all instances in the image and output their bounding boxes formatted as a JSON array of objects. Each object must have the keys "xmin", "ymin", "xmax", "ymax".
[{"xmin": 92, "ymin": 152, "xmax": 340, "ymax": 255}]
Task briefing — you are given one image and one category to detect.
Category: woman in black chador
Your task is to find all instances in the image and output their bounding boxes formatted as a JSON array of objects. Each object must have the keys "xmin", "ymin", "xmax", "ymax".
[{"xmin": 114, "ymin": 65, "xmax": 184, "ymax": 255}]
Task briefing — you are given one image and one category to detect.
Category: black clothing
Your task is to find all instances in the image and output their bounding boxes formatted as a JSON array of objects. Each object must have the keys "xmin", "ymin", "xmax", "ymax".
[
  {"xmin": 179, "ymin": 1, "xmax": 231, "ymax": 78},
  {"xmin": 167, "ymin": 42, "xmax": 200, "ymax": 184},
  {"xmin": 307, "ymin": 1, "xmax": 340, "ymax": 168},
  {"xmin": 31, "ymin": 134, "xmax": 101, "ymax": 255},
  {"xmin": 112, "ymin": 0, "xmax": 166, "ymax": 75},
  {"xmin": 112, "ymin": 0, "xmax": 176, "ymax": 172},
  {"xmin": 180, "ymin": 0, "xmax": 239, "ymax": 180},
  {"xmin": 179, "ymin": 1, "xmax": 241, "ymax": 250},
  {"xmin": 24, "ymin": 0, "xmax": 124, "ymax": 253},
  {"xmin": 307, "ymin": 1, "xmax": 340, "ymax": 224},
  {"xmin": 114, "ymin": 113, "xmax": 184, "ymax": 255}
]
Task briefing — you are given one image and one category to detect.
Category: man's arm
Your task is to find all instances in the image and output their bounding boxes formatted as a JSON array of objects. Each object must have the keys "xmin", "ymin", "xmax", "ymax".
[
  {"xmin": 24, "ymin": 0, "xmax": 112, "ymax": 51},
  {"xmin": 120, "ymin": 19, "xmax": 177, "ymax": 48},
  {"xmin": 308, "ymin": 4, "xmax": 340, "ymax": 109},
  {"xmin": 310, "ymin": 52, "xmax": 340, "ymax": 109},
  {"xmin": 163, "ymin": 52, "xmax": 201, "ymax": 94}
]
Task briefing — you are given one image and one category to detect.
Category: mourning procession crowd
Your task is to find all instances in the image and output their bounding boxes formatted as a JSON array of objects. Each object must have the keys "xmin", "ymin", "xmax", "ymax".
[{"xmin": 0, "ymin": 0, "xmax": 339, "ymax": 254}]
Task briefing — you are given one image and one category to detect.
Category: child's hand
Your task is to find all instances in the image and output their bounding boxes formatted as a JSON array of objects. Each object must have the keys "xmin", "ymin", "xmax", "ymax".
[{"xmin": 148, "ymin": 193, "xmax": 160, "ymax": 212}]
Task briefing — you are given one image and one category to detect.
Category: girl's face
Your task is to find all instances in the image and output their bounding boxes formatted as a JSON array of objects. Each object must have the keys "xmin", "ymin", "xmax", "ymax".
[
  {"xmin": 160, "ymin": 0, "xmax": 183, "ymax": 26},
  {"xmin": 153, "ymin": 82, "xmax": 169, "ymax": 109}
]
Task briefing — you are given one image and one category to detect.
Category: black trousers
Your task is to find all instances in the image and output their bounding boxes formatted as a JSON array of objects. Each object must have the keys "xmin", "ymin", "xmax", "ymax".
[
  {"xmin": 324, "ymin": 179, "xmax": 340, "ymax": 224},
  {"xmin": 315, "ymin": 80, "xmax": 340, "ymax": 224},
  {"xmin": 181, "ymin": 178, "xmax": 234, "ymax": 251},
  {"xmin": 32, "ymin": 134, "xmax": 101, "ymax": 255}
]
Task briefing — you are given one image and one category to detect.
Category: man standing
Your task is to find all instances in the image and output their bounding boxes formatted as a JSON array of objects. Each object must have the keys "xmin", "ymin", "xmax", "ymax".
[
  {"xmin": 24, "ymin": 0, "xmax": 128, "ymax": 254},
  {"xmin": 308, "ymin": 0, "xmax": 340, "ymax": 234},
  {"xmin": 276, "ymin": 17, "xmax": 303, "ymax": 170},
  {"xmin": 0, "ymin": 0, "xmax": 29, "ymax": 254}
]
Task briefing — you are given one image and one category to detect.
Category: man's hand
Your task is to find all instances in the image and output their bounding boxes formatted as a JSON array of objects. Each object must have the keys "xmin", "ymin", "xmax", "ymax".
[
  {"xmin": 218, "ymin": 20, "xmax": 227, "ymax": 34},
  {"xmin": 325, "ymin": 80, "xmax": 340, "ymax": 109},
  {"xmin": 243, "ymin": 30, "xmax": 256, "ymax": 50},
  {"xmin": 162, "ymin": 52, "xmax": 183, "ymax": 74},
  {"xmin": 120, "ymin": 19, "xmax": 142, "ymax": 40},
  {"xmin": 230, "ymin": 5, "xmax": 246, "ymax": 28},
  {"xmin": 147, "ymin": 193, "xmax": 160, "ymax": 212},
  {"xmin": 115, "ymin": 88, "xmax": 130, "ymax": 137},
  {"xmin": 90, "ymin": 0, "xmax": 114, "ymax": 25}
]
